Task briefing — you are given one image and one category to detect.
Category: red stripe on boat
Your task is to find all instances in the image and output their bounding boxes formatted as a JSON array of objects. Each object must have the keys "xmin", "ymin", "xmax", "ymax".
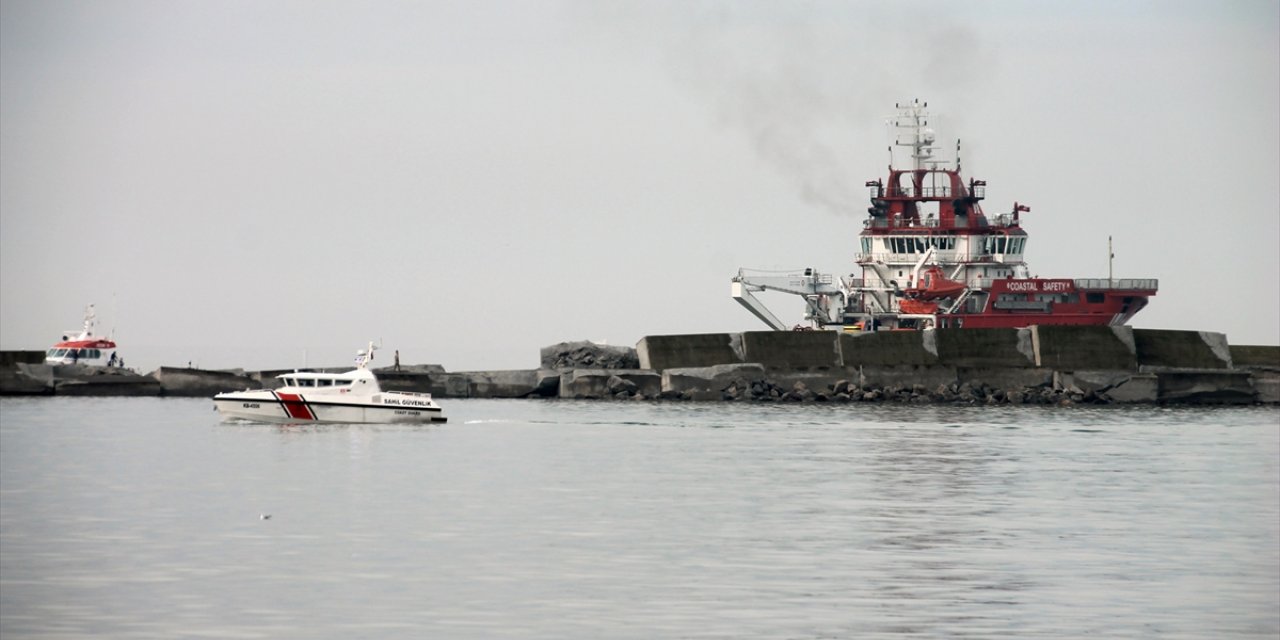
[{"xmin": 276, "ymin": 393, "xmax": 315, "ymax": 420}]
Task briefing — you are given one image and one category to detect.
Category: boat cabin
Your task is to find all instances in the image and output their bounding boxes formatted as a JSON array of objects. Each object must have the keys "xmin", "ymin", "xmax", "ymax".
[
  {"xmin": 45, "ymin": 340, "xmax": 119, "ymax": 366},
  {"xmin": 275, "ymin": 369, "xmax": 379, "ymax": 394}
]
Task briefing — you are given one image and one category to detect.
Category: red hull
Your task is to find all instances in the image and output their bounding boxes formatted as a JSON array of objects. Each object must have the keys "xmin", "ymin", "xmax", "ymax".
[{"xmin": 934, "ymin": 285, "xmax": 1153, "ymax": 329}]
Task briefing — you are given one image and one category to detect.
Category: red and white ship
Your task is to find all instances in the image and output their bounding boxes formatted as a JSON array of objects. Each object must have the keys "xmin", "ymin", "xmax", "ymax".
[
  {"xmin": 732, "ymin": 99, "xmax": 1157, "ymax": 331},
  {"xmin": 44, "ymin": 304, "xmax": 124, "ymax": 367}
]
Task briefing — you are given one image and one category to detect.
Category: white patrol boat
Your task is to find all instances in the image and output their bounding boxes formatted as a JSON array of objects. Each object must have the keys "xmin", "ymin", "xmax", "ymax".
[
  {"xmin": 213, "ymin": 343, "xmax": 446, "ymax": 424},
  {"xmin": 45, "ymin": 304, "xmax": 124, "ymax": 367}
]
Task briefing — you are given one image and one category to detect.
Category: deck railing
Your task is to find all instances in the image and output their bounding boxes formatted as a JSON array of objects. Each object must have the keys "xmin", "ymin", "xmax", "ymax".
[{"xmin": 1075, "ymin": 279, "xmax": 1159, "ymax": 290}]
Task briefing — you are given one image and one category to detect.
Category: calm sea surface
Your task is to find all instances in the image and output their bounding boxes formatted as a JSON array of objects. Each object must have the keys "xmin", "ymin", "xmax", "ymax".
[{"xmin": 1, "ymin": 397, "xmax": 1277, "ymax": 639}]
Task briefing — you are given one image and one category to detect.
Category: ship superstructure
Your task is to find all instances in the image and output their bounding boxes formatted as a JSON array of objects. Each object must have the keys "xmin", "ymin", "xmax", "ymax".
[{"xmin": 732, "ymin": 100, "xmax": 1157, "ymax": 331}]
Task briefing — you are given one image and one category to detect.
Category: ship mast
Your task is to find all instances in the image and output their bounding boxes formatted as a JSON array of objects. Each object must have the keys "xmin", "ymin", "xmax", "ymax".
[{"xmin": 889, "ymin": 99, "xmax": 939, "ymax": 171}]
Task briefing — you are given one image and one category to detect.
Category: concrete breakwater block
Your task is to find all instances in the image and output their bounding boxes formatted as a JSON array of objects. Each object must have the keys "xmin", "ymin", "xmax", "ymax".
[
  {"xmin": 1032, "ymin": 325, "xmax": 1137, "ymax": 370},
  {"xmin": 1250, "ymin": 371, "xmax": 1280, "ymax": 403},
  {"xmin": 741, "ymin": 331, "xmax": 841, "ymax": 371},
  {"xmin": 934, "ymin": 328, "xmax": 1035, "ymax": 368},
  {"xmin": 1134, "ymin": 329, "xmax": 1232, "ymax": 369},
  {"xmin": 560, "ymin": 369, "xmax": 662, "ymax": 400},
  {"xmin": 0, "ymin": 351, "xmax": 44, "ymax": 368},
  {"xmin": 52, "ymin": 376, "xmax": 163, "ymax": 396},
  {"xmin": 660, "ymin": 364, "xmax": 767, "ymax": 401},
  {"xmin": 14, "ymin": 363, "xmax": 161, "ymax": 396},
  {"xmin": 1230, "ymin": 345, "xmax": 1280, "ymax": 369},
  {"xmin": 958, "ymin": 366, "xmax": 1054, "ymax": 391},
  {"xmin": 860, "ymin": 365, "xmax": 957, "ymax": 390},
  {"xmin": 463, "ymin": 369, "xmax": 558, "ymax": 398},
  {"xmin": 151, "ymin": 367, "xmax": 256, "ymax": 396},
  {"xmin": 1154, "ymin": 370, "xmax": 1256, "ymax": 403},
  {"xmin": 840, "ymin": 331, "xmax": 938, "ymax": 366},
  {"xmin": 637, "ymin": 334, "xmax": 743, "ymax": 371},
  {"xmin": 1103, "ymin": 374, "xmax": 1159, "ymax": 403},
  {"xmin": 376, "ymin": 371, "xmax": 469, "ymax": 397}
]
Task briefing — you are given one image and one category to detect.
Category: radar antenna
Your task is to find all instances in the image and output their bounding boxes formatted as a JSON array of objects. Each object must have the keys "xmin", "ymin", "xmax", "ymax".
[{"xmin": 888, "ymin": 99, "xmax": 942, "ymax": 171}]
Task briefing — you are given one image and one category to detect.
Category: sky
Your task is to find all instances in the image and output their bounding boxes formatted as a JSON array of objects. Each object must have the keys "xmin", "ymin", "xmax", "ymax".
[{"xmin": 2, "ymin": 0, "xmax": 1277, "ymax": 373}]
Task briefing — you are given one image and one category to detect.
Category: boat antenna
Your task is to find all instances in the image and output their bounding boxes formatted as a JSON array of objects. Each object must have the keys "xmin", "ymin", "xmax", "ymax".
[
  {"xmin": 1108, "ymin": 236, "xmax": 1115, "ymax": 286},
  {"xmin": 356, "ymin": 341, "xmax": 378, "ymax": 369}
]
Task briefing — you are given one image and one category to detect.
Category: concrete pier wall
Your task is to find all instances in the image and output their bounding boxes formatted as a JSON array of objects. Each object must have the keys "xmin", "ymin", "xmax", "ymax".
[
  {"xmin": 637, "ymin": 333, "xmax": 742, "ymax": 371},
  {"xmin": 1, "ymin": 326, "xmax": 1276, "ymax": 404},
  {"xmin": 840, "ymin": 332, "xmax": 938, "ymax": 366},
  {"xmin": 622, "ymin": 327, "xmax": 1272, "ymax": 404},
  {"xmin": 1032, "ymin": 326, "xmax": 1136, "ymax": 370},
  {"xmin": 1133, "ymin": 329, "xmax": 1232, "ymax": 369},
  {"xmin": 741, "ymin": 331, "xmax": 841, "ymax": 371}
]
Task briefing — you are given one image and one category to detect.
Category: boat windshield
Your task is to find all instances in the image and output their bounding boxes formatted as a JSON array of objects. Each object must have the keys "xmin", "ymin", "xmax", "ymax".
[{"xmin": 281, "ymin": 375, "xmax": 355, "ymax": 388}]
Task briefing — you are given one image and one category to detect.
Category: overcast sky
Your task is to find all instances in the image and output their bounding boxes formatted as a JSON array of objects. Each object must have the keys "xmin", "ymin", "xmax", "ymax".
[{"xmin": 2, "ymin": 0, "xmax": 1277, "ymax": 373}]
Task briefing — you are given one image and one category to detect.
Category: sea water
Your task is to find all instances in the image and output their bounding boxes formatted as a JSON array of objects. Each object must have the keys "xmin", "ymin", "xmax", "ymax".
[{"xmin": 1, "ymin": 397, "xmax": 1277, "ymax": 639}]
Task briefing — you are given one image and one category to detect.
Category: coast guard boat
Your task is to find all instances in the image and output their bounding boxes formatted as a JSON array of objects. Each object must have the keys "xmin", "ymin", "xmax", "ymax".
[
  {"xmin": 213, "ymin": 343, "xmax": 446, "ymax": 424},
  {"xmin": 732, "ymin": 99, "xmax": 1158, "ymax": 332},
  {"xmin": 45, "ymin": 304, "xmax": 124, "ymax": 367}
]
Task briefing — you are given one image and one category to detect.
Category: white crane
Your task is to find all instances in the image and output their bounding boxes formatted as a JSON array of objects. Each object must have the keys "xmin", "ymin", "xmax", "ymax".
[{"xmin": 731, "ymin": 268, "xmax": 847, "ymax": 331}]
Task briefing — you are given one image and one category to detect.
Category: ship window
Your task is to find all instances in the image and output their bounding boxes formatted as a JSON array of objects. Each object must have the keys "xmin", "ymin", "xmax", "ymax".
[
  {"xmin": 1086, "ymin": 292, "xmax": 1105, "ymax": 304},
  {"xmin": 861, "ymin": 238, "xmax": 871, "ymax": 253},
  {"xmin": 300, "ymin": 378, "xmax": 316, "ymax": 387}
]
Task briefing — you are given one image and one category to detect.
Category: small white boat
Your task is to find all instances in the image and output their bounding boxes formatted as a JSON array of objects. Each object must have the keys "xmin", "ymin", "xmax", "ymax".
[{"xmin": 213, "ymin": 343, "xmax": 446, "ymax": 424}]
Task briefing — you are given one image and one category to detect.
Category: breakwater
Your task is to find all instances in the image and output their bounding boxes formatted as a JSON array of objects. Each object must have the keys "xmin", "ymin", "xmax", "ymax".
[{"xmin": 2, "ymin": 329, "xmax": 1278, "ymax": 404}]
